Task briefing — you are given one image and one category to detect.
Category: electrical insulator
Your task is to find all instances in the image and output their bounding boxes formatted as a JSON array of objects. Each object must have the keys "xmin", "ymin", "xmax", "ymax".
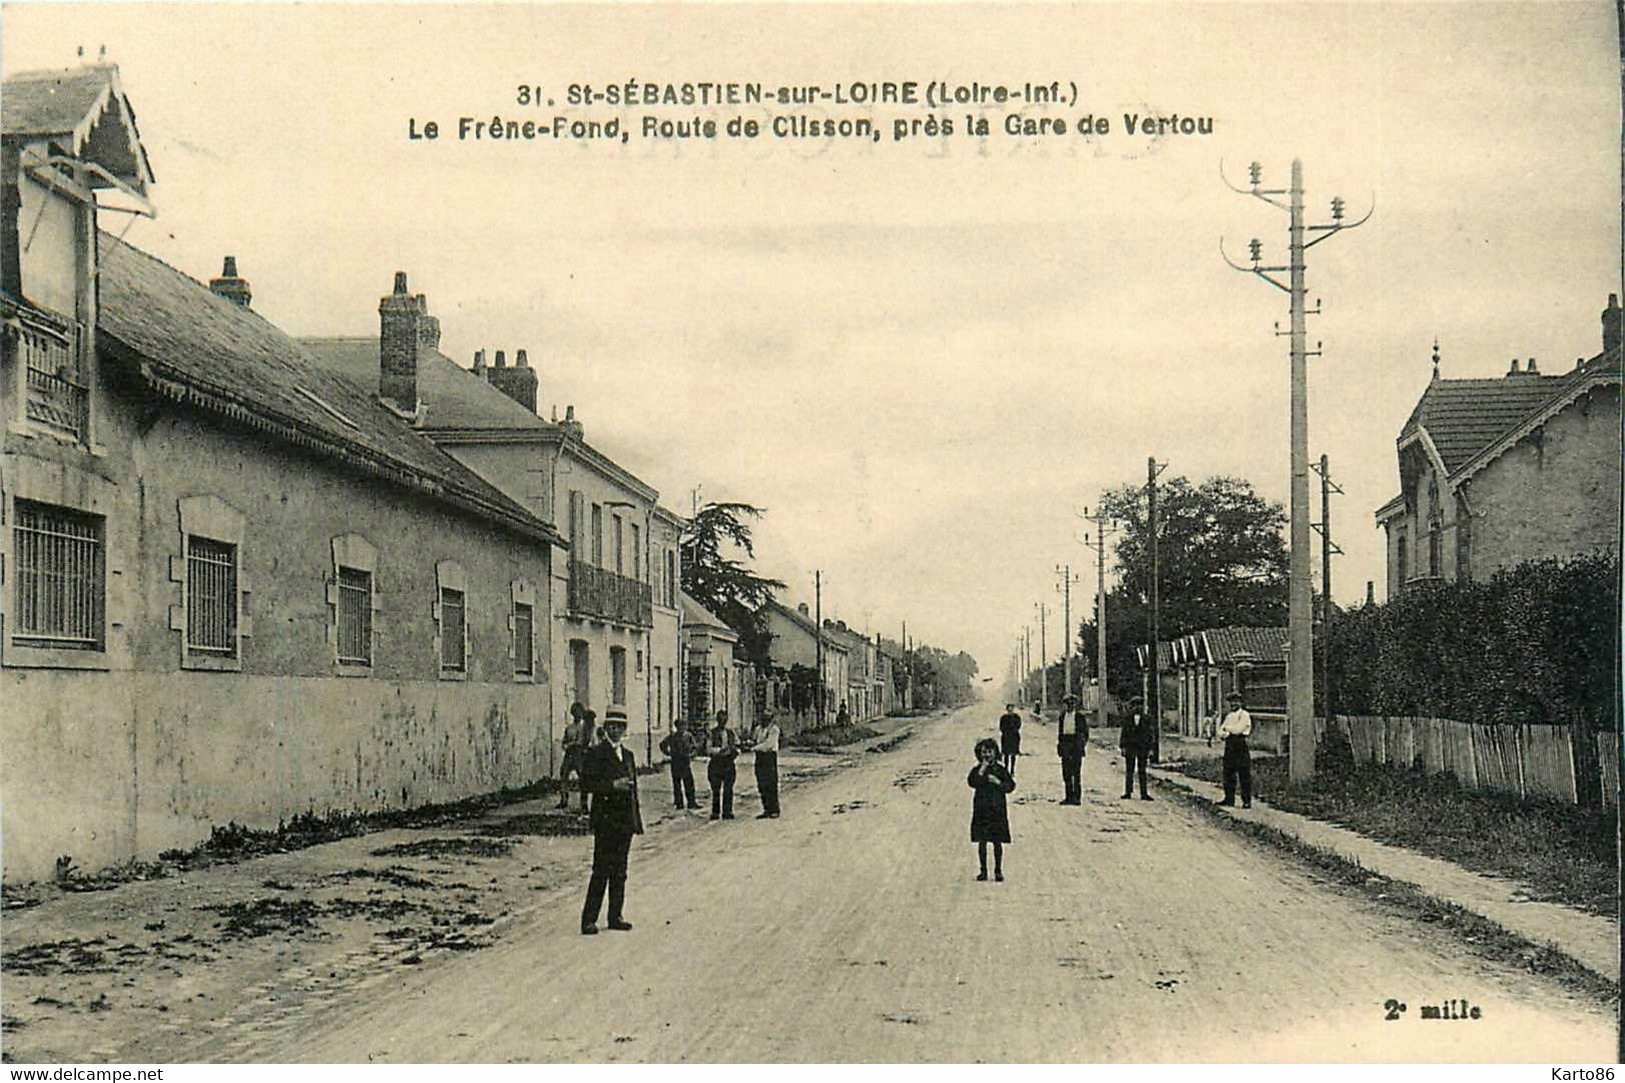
[
  {"xmin": 1331, "ymin": 196, "xmax": 1346, "ymax": 222},
  {"xmin": 1249, "ymin": 161, "xmax": 1262, "ymax": 186},
  {"xmin": 1249, "ymin": 238, "xmax": 1262, "ymax": 263}
]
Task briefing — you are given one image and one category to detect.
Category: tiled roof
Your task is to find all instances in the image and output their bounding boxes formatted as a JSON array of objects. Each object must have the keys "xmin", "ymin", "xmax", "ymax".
[
  {"xmin": 680, "ymin": 590, "xmax": 737, "ymax": 638},
  {"xmin": 300, "ymin": 335, "xmax": 660, "ymax": 500},
  {"xmin": 299, "ymin": 337, "xmax": 548, "ymax": 433},
  {"xmin": 2, "ymin": 65, "xmax": 115, "ymax": 137},
  {"xmin": 96, "ymin": 234, "xmax": 563, "ymax": 548},
  {"xmin": 1202, "ymin": 626, "xmax": 1288, "ymax": 665},
  {"xmin": 765, "ymin": 600, "xmax": 849, "ymax": 649},
  {"xmin": 1400, "ymin": 373, "xmax": 1569, "ymax": 474}
]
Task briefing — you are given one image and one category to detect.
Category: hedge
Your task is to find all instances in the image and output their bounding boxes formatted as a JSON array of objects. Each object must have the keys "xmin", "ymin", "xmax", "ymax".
[{"xmin": 1325, "ymin": 553, "xmax": 1619, "ymax": 728}]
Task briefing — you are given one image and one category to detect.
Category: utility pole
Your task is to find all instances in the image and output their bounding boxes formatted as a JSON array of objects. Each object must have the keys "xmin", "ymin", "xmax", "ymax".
[
  {"xmin": 902, "ymin": 620, "xmax": 912, "ymax": 712},
  {"xmin": 1312, "ymin": 453, "xmax": 1344, "ymax": 726},
  {"xmin": 1055, "ymin": 565, "xmax": 1078, "ymax": 701},
  {"xmin": 1146, "ymin": 458, "xmax": 1167, "ymax": 758},
  {"xmin": 815, "ymin": 570, "xmax": 825, "ymax": 727},
  {"xmin": 1083, "ymin": 506, "xmax": 1118, "ymax": 733},
  {"xmin": 1224, "ymin": 157, "xmax": 1370, "ymax": 783},
  {"xmin": 1035, "ymin": 602, "xmax": 1048, "ymax": 711},
  {"xmin": 1023, "ymin": 625, "xmax": 1031, "ymax": 702}
]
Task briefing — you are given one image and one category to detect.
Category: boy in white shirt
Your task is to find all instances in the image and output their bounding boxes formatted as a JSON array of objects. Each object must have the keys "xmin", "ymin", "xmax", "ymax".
[{"xmin": 1217, "ymin": 691, "xmax": 1253, "ymax": 808}]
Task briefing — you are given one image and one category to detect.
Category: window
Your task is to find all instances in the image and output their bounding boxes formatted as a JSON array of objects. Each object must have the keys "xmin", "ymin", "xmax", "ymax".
[
  {"xmin": 664, "ymin": 549, "xmax": 677, "ymax": 608},
  {"xmin": 435, "ymin": 560, "xmax": 469, "ymax": 679},
  {"xmin": 591, "ymin": 504, "xmax": 603, "ymax": 566},
  {"xmin": 1396, "ymin": 534, "xmax": 1408, "ymax": 584},
  {"xmin": 440, "ymin": 588, "xmax": 466, "ymax": 673},
  {"xmin": 631, "ymin": 523, "xmax": 641, "ymax": 582},
  {"xmin": 337, "ymin": 567, "xmax": 372, "ymax": 665},
  {"xmin": 187, "ymin": 537, "xmax": 238, "ymax": 656},
  {"xmin": 12, "ymin": 500, "xmax": 104, "ymax": 651},
  {"xmin": 655, "ymin": 667, "xmax": 663, "ymax": 725},
  {"xmin": 329, "ymin": 534, "xmax": 378, "ymax": 674},
  {"xmin": 173, "ymin": 496, "xmax": 249, "ymax": 670},
  {"xmin": 610, "ymin": 646, "xmax": 627, "ymax": 705},
  {"xmin": 613, "ymin": 516, "xmax": 624, "ymax": 575},
  {"xmin": 636, "ymin": 648, "xmax": 644, "ymax": 674},
  {"xmin": 514, "ymin": 601, "xmax": 534, "ymax": 676}
]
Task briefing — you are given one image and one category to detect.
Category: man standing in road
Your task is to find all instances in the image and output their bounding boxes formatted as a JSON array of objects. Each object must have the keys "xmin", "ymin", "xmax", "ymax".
[
  {"xmin": 1217, "ymin": 691, "xmax": 1253, "ymax": 809},
  {"xmin": 1119, "ymin": 695, "xmax": 1155, "ymax": 801},
  {"xmin": 580, "ymin": 709, "xmax": 642, "ymax": 935},
  {"xmin": 752, "ymin": 711, "xmax": 782, "ymax": 819},
  {"xmin": 659, "ymin": 718, "xmax": 699, "ymax": 810},
  {"xmin": 557, "ymin": 701, "xmax": 592, "ymax": 812},
  {"xmin": 998, "ymin": 703, "xmax": 1023, "ymax": 775},
  {"xmin": 706, "ymin": 709, "xmax": 739, "ymax": 821},
  {"xmin": 1055, "ymin": 694, "xmax": 1089, "ymax": 806}
]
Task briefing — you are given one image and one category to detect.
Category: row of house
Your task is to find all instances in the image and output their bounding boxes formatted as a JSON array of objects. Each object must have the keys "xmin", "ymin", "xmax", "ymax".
[
  {"xmin": 1, "ymin": 61, "xmax": 761, "ymax": 881},
  {"xmin": 758, "ymin": 600, "xmax": 902, "ymax": 730}
]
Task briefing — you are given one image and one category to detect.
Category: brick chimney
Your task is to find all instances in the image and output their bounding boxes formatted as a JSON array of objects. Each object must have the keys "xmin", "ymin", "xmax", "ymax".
[
  {"xmin": 378, "ymin": 271, "xmax": 420, "ymax": 414},
  {"xmin": 415, "ymin": 294, "xmax": 440, "ymax": 350},
  {"xmin": 209, "ymin": 256, "xmax": 252, "ymax": 308},
  {"xmin": 560, "ymin": 404, "xmax": 584, "ymax": 441},
  {"xmin": 1603, "ymin": 294, "xmax": 1621, "ymax": 355},
  {"xmin": 487, "ymin": 347, "xmax": 539, "ymax": 414}
]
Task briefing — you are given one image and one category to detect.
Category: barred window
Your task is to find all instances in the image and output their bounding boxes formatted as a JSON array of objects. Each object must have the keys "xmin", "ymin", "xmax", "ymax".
[
  {"xmin": 186, "ymin": 536, "xmax": 238, "ymax": 656},
  {"xmin": 337, "ymin": 566, "xmax": 372, "ymax": 665},
  {"xmin": 440, "ymin": 587, "xmax": 466, "ymax": 673},
  {"xmin": 514, "ymin": 601, "xmax": 534, "ymax": 676},
  {"xmin": 13, "ymin": 500, "xmax": 104, "ymax": 651}
]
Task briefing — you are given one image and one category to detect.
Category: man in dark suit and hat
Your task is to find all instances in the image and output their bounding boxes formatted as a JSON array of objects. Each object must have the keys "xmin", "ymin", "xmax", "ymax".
[
  {"xmin": 1055, "ymin": 694, "xmax": 1089, "ymax": 805},
  {"xmin": 1120, "ymin": 695, "xmax": 1156, "ymax": 801},
  {"xmin": 580, "ymin": 708, "xmax": 643, "ymax": 935}
]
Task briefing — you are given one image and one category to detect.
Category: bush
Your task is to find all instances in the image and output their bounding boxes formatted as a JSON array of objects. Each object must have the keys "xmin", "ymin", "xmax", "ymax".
[{"xmin": 1328, "ymin": 553, "xmax": 1618, "ymax": 727}]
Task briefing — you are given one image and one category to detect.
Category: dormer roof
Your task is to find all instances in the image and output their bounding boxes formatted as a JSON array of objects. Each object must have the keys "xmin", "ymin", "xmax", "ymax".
[{"xmin": 2, "ymin": 63, "xmax": 154, "ymax": 199}]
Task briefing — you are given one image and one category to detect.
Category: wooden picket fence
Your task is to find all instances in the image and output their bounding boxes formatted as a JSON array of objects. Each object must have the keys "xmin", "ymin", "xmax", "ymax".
[{"xmin": 1327, "ymin": 715, "xmax": 1618, "ymax": 807}]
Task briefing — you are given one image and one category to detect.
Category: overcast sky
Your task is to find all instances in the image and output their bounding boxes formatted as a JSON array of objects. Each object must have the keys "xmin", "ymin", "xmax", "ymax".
[{"xmin": 5, "ymin": 3, "xmax": 1619, "ymax": 679}]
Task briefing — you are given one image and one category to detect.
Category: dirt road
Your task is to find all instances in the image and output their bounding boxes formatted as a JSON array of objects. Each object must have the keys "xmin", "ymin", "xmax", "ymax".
[{"xmin": 180, "ymin": 706, "xmax": 1614, "ymax": 1062}]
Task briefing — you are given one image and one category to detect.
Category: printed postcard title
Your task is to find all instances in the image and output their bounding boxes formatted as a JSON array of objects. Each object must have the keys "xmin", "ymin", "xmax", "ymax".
[{"xmin": 405, "ymin": 79, "xmax": 1216, "ymax": 149}]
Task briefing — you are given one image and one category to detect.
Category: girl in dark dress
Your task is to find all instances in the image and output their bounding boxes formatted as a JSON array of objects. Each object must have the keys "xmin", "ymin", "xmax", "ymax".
[{"xmin": 968, "ymin": 737, "xmax": 1016, "ymax": 881}]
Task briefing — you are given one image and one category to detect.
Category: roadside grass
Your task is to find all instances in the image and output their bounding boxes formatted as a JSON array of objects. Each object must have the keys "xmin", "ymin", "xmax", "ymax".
[
  {"xmin": 1168, "ymin": 755, "xmax": 1618, "ymax": 917},
  {"xmin": 785, "ymin": 723, "xmax": 882, "ymax": 750},
  {"xmin": 1161, "ymin": 779, "xmax": 1620, "ymax": 1004},
  {"xmin": 5, "ymin": 777, "xmax": 568, "ymax": 896}
]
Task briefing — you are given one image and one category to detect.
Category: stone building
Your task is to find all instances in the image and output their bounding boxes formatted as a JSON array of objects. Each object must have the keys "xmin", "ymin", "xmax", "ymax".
[
  {"xmin": 302, "ymin": 329, "xmax": 676, "ymax": 767},
  {"xmin": 1, "ymin": 65, "xmax": 564, "ymax": 881},
  {"xmin": 762, "ymin": 600, "xmax": 849, "ymax": 726},
  {"xmin": 1375, "ymin": 300, "xmax": 1622, "ymax": 597}
]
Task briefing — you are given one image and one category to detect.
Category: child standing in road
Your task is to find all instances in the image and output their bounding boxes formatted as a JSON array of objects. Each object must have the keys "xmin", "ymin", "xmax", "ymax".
[{"xmin": 968, "ymin": 737, "xmax": 1016, "ymax": 882}]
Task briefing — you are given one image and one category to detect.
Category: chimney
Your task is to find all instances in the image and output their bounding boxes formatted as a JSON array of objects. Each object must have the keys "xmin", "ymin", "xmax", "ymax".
[
  {"xmin": 494, "ymin": 350, "xmax": 506, "ymax": 367},
  {"xmin": 415, "ymin": 294, "xmax": 440, "ymax": 350},
  {"xmin": 1365, "ymin": 580, "xmax": 1375, "ymax": 607},
  {"xmin": 487, "ymin": 347, "xmax": 539, "ymax": 414},
  {"xmin": 1506, "ymin": 358, "xmax": 1520, "ymax": 377},
  {"xmin": 560, "ymin": 404, "xmax": 584, "ymax": 441},
  {"xmin": 797, "ymin": 602, "xmax": 809, "ymax": 617},
  {"xmin": 209, "ymin": 256, "xmax": 252, "ymax": 308},
  {"xmin": 472, "ymin": 349, "xmax": 486, "ymax": 375},
  {"xmin": 1525, "ymin": 356, "xmax": 1539, "ymax": 375},
  {"xmin": 1604, "ymin": 294, "xmax": 1621, "ymax": 355},
  {"xmin": 378, "ymin": 271, "xmax": 420, "ymax": 413}
]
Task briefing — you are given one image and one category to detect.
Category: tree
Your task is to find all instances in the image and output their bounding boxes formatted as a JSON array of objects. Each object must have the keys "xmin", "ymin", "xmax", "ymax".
[
  {"xmin": 680, "ymin": 502, "xmax": 785, "ymax": 670},
  {"xmin": 1080, "ymin": 476, "xmax": 1288, "ymax": 698}
]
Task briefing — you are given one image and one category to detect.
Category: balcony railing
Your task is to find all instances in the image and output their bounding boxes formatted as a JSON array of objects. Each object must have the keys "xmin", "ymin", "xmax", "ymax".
[
  {"xmin": 7, "ymin": 301, "xmax": 88, "ymax": 443},
  {"xmin": 568, "ymin": 559, "xmax": 653, "ymax": 627}
]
